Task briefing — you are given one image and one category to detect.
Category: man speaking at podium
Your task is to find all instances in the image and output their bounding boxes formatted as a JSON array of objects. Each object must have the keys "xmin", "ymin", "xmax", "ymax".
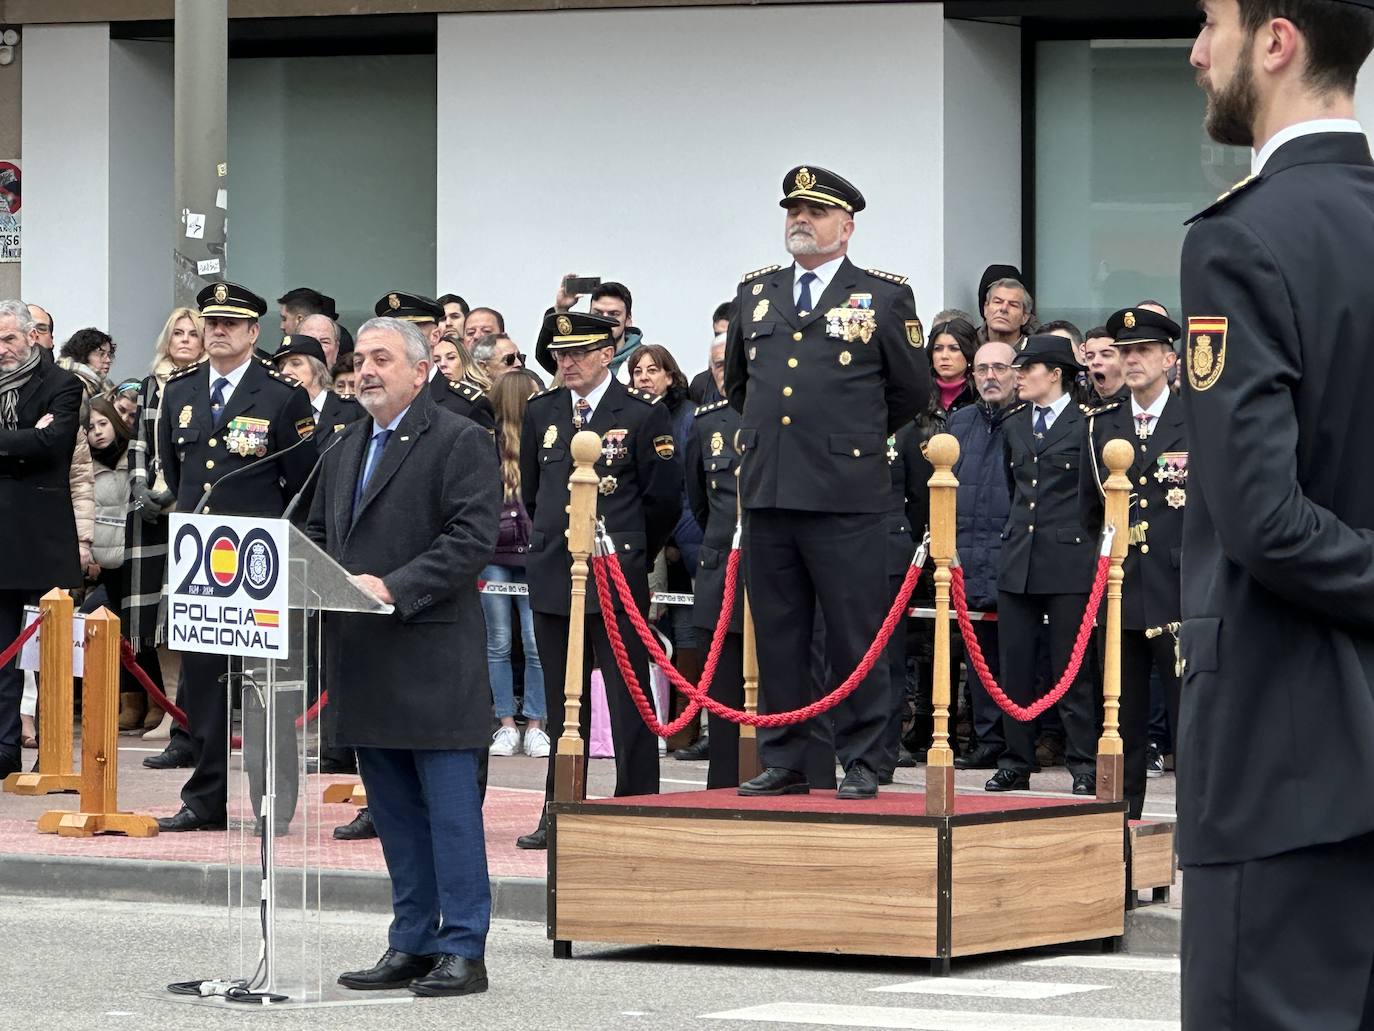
[
  {"xmin": 155, "ymin": 282, "xmax": 315, "ymax": 833},
  {"xmin": 307, "ymin": 316, "xmax": 500, "ymax": 997}
]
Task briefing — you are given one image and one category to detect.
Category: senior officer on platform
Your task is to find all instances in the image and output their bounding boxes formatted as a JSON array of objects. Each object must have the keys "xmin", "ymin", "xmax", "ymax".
[
  {"xmin": 514, "ymin": 312, "xmax": 681, "ymax": 850},
  {"xmin": 724, "ymin": 165, "xmax": 929, "ymax": 799},
  {"xmin": 374, "ymin": 291, "xmax": 494, "ymax": 431},
  {"xmin": 1079, "ymin": 307, "xmax": 1184, "ymax": 821},
  {"xmin": 155, "ymin": 282, "xmax": 316, "ymax": 832},
  {"xmin": 1181, "ymin": 2, "xmax": 1374, "ymax": 1026},
  {"xmin": 307, "ymin": 316, "xmax": 499, "ymax": 997}
]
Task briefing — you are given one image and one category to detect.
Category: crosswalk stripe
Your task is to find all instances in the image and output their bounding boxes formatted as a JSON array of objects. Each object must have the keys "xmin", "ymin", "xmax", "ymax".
[
  {"xmin": 702, "ymin": 1003, "xmax": 1179, "ymax": 1030},
  {"xmin": 1024, "ymin": 955, "xmax": 1180, "ymax": 974},
  {"xmin": 871, "ymin": 977, "xmax": 1108, "ymax": 999}
]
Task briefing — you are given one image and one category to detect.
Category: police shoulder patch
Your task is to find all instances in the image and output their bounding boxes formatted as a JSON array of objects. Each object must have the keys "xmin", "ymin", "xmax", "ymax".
[
  {"xmin": 627, "ymin": 387, "xmax": 661, "ymax": 405},
  {"xmin": 1185, "ymin": 174, "xmax": 1263, "ymax": 225},
  {"xmin": 866, "ymin": 267, "xmax": 909, "ymax": 286},
  {"xmin": 295, "ymin": 417, "xmax": 315, "ymax": 440},
  {"xmin": 694, "ymin": 399, "xmax": 730, "ymax": 418},
  {"xmin": 653, "ymin": 434, "xmax": 676, "ymax": 460},
  {"xmin": 1186, "ymin": 317, "xmax": 1228, "ymax": 392},
  {"xmin": 740, "ymin": 264, "xmax": 781, "ymax": 284}
]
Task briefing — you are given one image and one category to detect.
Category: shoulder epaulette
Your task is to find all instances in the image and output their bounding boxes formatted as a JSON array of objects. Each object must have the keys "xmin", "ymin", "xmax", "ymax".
[
  {"xmin": 1080, "ymin": 398, "xmax": 1124, "ymax": 417},
  {"xmin": 740, "ymin": 264, "xmax": 781, "ymax": 284},
  {"xmin": 694, "ymin": 399, "xmax": 730, "ymax": 418},
  {"xmin": 449, "ymin": 379, "xmax": 485, "ymax": 402},
  {"xmin": 527, "ymin": 386, "xmax": 558, "ymax": 402},
  {"xmin": 1185, "ymin": 173, "xmax": 1262, "ymax": 225},
  {"xmin": 166, "ymin": 359, "xmax": 206, "ymax": 382},
  {"xmin": 866, "ymin": 267, "xmax": 909, "ymax": 285},
  {"xmin": 627, "ymin": 387, "xmax": 661, "ymax": 405},
  {"xmin": 264, "ymin": 365, "xmax": 296, "ymax": 386},
  {"xmin": 1005, "ymin": 401, "xmax": 1029, "ymax": 417}
]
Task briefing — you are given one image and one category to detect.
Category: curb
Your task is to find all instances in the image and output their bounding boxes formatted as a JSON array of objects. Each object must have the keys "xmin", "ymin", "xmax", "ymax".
[
  {"xmin": 0, "ymin": 853, "xmax": 547, "ymax": 924},
  {"xmin": 1123, "ymin": 901, "xmax": 1181, "ymax": 956}
]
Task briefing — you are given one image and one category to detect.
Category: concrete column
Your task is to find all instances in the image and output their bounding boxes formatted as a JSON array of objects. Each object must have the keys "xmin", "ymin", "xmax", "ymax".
[{"xmin": 174, "ymin": 0, "xmax": 227, "ymax": 309}]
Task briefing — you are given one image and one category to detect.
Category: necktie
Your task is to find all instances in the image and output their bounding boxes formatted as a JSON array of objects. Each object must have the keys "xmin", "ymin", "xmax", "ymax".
[
  {"xmin": 574, "ymin": 398, "xmax": 592, "ymax": 429},
  {"xmin": 353, "ymin": 429, "xmax": 393, "ymax": 515},
  {"xmin": 209, "ymin": 377, "xmax": 230, "ymax": 427},
  {"xmin": 1033, "ymin": 405, "xmax": 1050, "ymax": 446},
  {"xmin": 1135, "ymin": 413, "xmax": 1154, "ymax": 440},
  {"xmin": 796, "ymin": 271, "xmax": 818, "ymax": 315}
]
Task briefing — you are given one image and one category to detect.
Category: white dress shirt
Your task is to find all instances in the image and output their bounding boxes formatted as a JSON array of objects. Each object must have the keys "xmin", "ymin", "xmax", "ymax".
[
  {"xmin": 572, "ymin": 371, "xmax": 614, "ymax": 423},
  {"xmin": 1252, "ymin": 118, "xmax": 1364, "ymax": 175},
  {"xmin": 792, "ymin": 255, "xmax": 845, "ymax": 310},
  {"xmin": 1034, "ymin": 391, "xmax": 1072, "ymax": 431},
  {"xmin": 207, "ymin": 355, "xmax": 252, "ymax": 408},
  {"xmin": 1130, "ymin": 388, "xmax": 1170, "ymax": 437}
]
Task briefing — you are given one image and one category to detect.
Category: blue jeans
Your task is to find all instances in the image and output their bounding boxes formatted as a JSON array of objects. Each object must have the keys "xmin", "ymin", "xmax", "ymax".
[{"xmin": 480, "ymin": 564, "xmax": 545, "ymax": 721}]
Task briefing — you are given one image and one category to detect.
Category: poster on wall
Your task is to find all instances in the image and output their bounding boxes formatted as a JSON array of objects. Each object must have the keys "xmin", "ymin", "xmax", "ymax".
[{"xmin": 0, "ymin": 160, "xmax": 18, "ymax": 263}]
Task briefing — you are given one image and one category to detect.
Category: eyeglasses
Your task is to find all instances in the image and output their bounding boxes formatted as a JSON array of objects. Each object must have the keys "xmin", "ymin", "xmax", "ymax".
[
  {"xmin": 554, "ymin": 346, "xmax": 605, "ymax": 363},
  {"xmin": 500, "ymin": 353, "xmax": 526, "ymax": 367},
  {"xmin": 973, "ymin": 363, "xmax": 1012, "ymax": 376}
]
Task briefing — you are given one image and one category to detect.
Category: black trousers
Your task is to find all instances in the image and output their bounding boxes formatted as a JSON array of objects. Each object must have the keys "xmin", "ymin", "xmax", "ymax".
[
  {"xmin": 534, "ymin": 608, "xmax": 659, "ymax": 800},
  {"xmin": 744, "ymin": 509, "xmax": 889, "ymax": 776},
  {"xmin": 1119, "ymin": 629, "xmax": 1180, "ymax": 820},
  {"xmin": 704, "ymin": 632, "xmax": 743, "ymax": 790},
  {"xmin": 0, "ymin": 589, "xmax": 36, "ymax": 768},
  {"xmin": 996, "ymin": 590, "xmax": 1097, "ymax": 779},
  {"xmin": 179, "ymin": 651, "xmax": 231, "ymax": 821},
  {"xmin": 878, "ymin": 573, "xmax": 909, "ymax": 777},
  {"xmin": 1182, "ymin": 831, "xmax": 1374, "ymax": 1030},
  {"xmin": 965, "ymin": 620, "xmax": 1005, "ymax": 752}
]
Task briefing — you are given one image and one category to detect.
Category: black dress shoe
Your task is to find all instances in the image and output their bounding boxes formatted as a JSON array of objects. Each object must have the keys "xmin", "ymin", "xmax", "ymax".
[
  {"xmin": 516, "ymin": 824, "xmax": 547, "ymax": 850},
  {"xmin": 334, "ymin": 808, "xmax": 377, "ymax": 840},
  {"xmin": 877, "ymin": 769, "xmax": 894, "ymax": 786},
  {"xmin": 837, "ymin": 762, "xmax": 878, "ymax": 800},
  {"xmin": 338, "ymin": 948, "xmax": 436, "ymax": 990},
  {"xmin": 738, "ymin": 767, "xmax": 810, "ymax": 796},
  {"xmin": 0, "ymin": 753, "xmax": 20, "ymax": 781},
  {"xmin": 895, "ymin": 747, "xmax": 917, "ymax": 769},
  {"xmin": 157, "ymin": 805, "xmax": 227, "ymax": 832},
  {"xmin": 1072, "ymin": 773, "xmax": 1097, "ymax": 796},
  {"xmin": 954, "ymin": 744, "xmax": 1003, "ymax": 770},
  {"xmin": 984, "ymin": 769, "xmax": 1031, "ymax": 792},
  {"xmin": 143, "ymin": 746, "xmax": 193, "ymax": 770},
  {"xmin": 409, "ymin": 955, "xmax": 488, "ymax": 998},
  {"xmin": 672, "ymin": 735, "xmax": 710, "ymax": 761}
]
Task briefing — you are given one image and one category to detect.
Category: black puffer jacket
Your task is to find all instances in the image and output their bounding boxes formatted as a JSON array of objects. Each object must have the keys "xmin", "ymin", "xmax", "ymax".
[{"xmin": 948, "ymin": 400, "xmax": 1015, "ymax": 610}]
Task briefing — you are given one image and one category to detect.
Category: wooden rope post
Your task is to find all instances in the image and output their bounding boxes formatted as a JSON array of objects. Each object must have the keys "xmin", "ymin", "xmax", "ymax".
[
  {"xmin": 37, "ymin": 608, "xmax": 157, "ymax": 836},
  {"xmin": 924, "ymin": 434, "xmax": 960, "ymax": 817},
  {"xmin": 738, "ymin": 598, "xmax": 762, "ymax": 784},
  {"xmin": 5, "ymin": 589, "xmax": 80, "ymax": 795},
  {"xmin": 554, "ymin": 430, "xmax": 602, "ymax": 803},
  {"xmin": 1096, "ymin": 439, "xmax": 1133, "ymax": 804}
]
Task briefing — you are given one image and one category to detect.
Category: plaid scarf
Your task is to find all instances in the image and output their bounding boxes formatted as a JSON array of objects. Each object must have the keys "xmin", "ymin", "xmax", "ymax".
[{"xmin": 0, "ymin": 345, "xmax": 40, "ymax": 429}]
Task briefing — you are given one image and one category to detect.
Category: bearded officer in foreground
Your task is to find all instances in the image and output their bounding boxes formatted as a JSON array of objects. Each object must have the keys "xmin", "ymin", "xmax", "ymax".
[{"xmin": 724, "ymin": 165, "xmax": 929, "ymax": 799}]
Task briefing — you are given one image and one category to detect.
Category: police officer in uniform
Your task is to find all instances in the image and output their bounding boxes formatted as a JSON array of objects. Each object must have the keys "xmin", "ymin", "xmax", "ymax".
[
  {"xmin": 374, "ymin": 291, "xmax": 494, "ymax": 431},
  {"xmin": 684, "ymin": 397, "xmax": 746, "ymax": 788},
  {"xmin": 1079, "ymin": 307, "xmax": 1184, "ymax": 820},
  {"xmin": 724, "ymin": 165, "xmax": 929, "ymax": 799},
  {"xmin": 986, "ymin": 334, "xmax": 1097, "ymax": 795},
  {"xmin": 515, "ymin": 312, "xmax": 682, "ymax": 849},
  {"xmin": 155, "ymin": 281, "xmax": 316, "ymax": 832},
  {"xmin": 1181, "ymin": 3, "xmax": 1374, "ymax": 1025},
  {"xmin": 271, "ymin": 333, "xmax": 364, "ymax": 457}
]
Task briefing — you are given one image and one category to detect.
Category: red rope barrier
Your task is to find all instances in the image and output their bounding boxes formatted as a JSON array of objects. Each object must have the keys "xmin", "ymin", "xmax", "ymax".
[
  {"xmin": 118, "ymin": 637, "xmax": 190, "ymax": 730},
  {"xmin": 592, "ymin": 542, "xmax": 923, "ymax": 731},
  {"xmin": 951, "ymin": 555, "xmax": 1110, "ymax": 722},
  {"xmin": 0, "ymin": 610, "xmax": 45, "ymax": 669}
]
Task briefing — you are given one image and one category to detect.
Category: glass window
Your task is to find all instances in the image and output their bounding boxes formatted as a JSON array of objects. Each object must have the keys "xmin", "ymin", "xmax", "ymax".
[{"xmin": 1033, "ymin": 39, "xmax": 1249, "ymax": 330}]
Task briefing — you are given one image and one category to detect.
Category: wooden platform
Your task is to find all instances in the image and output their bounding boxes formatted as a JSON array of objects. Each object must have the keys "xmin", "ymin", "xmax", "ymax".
[
  {"xmin": 548, "ymin": 789, "xmax": 1133, "ymax": 971},
  {"xmin": 1128, "ymin": 819, "xmax": 1177, "ymax": 904}
]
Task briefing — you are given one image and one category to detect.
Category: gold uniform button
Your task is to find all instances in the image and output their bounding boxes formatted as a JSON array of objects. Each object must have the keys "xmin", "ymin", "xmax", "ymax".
[
  {"xmin": 852, "ymin": 449, "xmax": 860, "ymax": 457},
  {"xmin": 1140, "ymin": 499, "xmax": 1149, "ymax": 509},
  {"xmin": 1028, "ymin": 524, "xmax": 1035, "ymax": 533},
  {"xmin": 1031, "ymin": 479, "xmax": 1038, "ymax": 487},
  {"xmin": 1139, "ymin": 476, "xmax": 1147, "ymax": 486},
  {"xmin": 205, "ymin": 460, "xmax": 215, "ymax": 470},
  {"xmin": 787, "ymin": 358, "xmax": 798, "ymax": 368},
  {"xmin": 781, "ymin": 416, "xmax": 791, "ymax": 426},
  {"xmin": 711, "ymin": 479, "xmax": 718, "ymax": 490},
  {"xmin": 208, "ymin": 438, "xmax": 217, "ymax": 448},
  {"xmin": 203, "ymin": 483, "xmax": 212, "ymax": 493},
  {"xmin": 783, "ymin": 386, "xmax": 793, "ymax": 397},
  {"xmin": 1029, "ymin": 501, "xmax": 1036, "ymax": 510},
  {"xmin": 792, "ymin": 332, "xmax": 803, "ymax": 342},
  {"xmin": 1141, "ymin": 544, "xmax": 1151, "ymax": 554}
]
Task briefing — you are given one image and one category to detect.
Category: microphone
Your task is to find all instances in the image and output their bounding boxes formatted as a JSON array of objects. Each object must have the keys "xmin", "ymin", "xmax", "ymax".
[
  {"xmin": 282, "ymin": 430, "xmax": 348, "ymax": 521},
  {"xmin": 194, "ymin": 431, "xmax": 318, "ymax": 515}
]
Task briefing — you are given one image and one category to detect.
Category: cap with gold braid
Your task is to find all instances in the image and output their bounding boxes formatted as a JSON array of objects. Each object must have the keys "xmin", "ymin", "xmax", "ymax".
[
  {"xmin": 1106, "ymin": 307, "xmax": 1181, "ymax": 347},
  {"xmin": 534, "ymin": 310, "xmax": 618, "ymax": 375},
  {"xmin": 197, "ymin": 281, "xmax": 268, "ymax": 320},
  {"xmin": 373, "ymin": 291, "xmax": 444, "ymax": 324},
  {"xmin": 779, "ymin": 164, "xmax": 866, "ymax": 214}
]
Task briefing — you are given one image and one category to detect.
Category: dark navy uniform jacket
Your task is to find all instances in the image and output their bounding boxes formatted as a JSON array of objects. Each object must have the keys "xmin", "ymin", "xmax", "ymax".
[{"xmin": 685, "ymin": 399, "xmax": 743, "ymax": 635}]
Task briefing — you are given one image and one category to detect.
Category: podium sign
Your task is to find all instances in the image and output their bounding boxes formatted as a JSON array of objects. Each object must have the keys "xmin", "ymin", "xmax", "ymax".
[{"xmin": 167, "ymin": 514, "xmax": 291, "ymax": 659}]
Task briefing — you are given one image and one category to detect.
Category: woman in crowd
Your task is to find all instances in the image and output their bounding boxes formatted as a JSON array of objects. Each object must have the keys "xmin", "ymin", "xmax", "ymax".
[
  {"xmin": 485, "ymin": 369, "xmax": 548, "ymax": 759},
  {"xmin": 122, "ymin": 307, "xmax": 204, "ymax": 737},
  {"xmin": 110, "ymin": 379, "xmax": 142, "ymax": 429},
  {"xmin": 431, "ymin": 336, "xmax": 464, "ymax": 383},
  {"xmin": 927, "ymin": 317, "xmax": 978, "ymax": 423},
  {"xmin": 57, "ymin": 328, "xmax": 117, "ymax": 403}
]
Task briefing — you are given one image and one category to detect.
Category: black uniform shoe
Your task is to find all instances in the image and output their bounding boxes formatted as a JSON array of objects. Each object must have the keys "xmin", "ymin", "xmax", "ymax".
[
  {"xmin": 157, "ymin": 805, "xmax": 227, "ymax": 832},
  {"xmin": 338, "ymin": 948, "xmax": 436, "ymax": 990},
  {"xmin": 409, "ymin": 955, "xmax": 489, "ymax": 998},
  {"xmin": 1072, "ymin": 773, "xmax": 1097, "ymax": 796},
  {"xmin": 877, "ymin": 769, "xmax": 895, "ymax": 786},
  {"xmin": 836, "ymin": 762, "xmax": 879, "ymax": 800},
  {"xmin": 333, "ymin": 808, "xmax": 377, "ymax": 840},
  {"xmin": 143, "ymin": 746, "xmax": 193, "ymax": 770},
  {"xmin": 984, "ymin": 769, "xmax": 1031, "ymax": 792},
  {"xmin": 0, "ymin": 752, "xmax": 20, "ymax": 782},
  {"xmin": 738, "ymin": 767, "xmax": 810, "ymax": 796},
  {"xmin": 895, "ymin": 747, "xmax": 918, "ymax": 769},
  {"xmin": 954, "ymin": 744, "xmax": 1003, "ymax": 770},
  {"xmin": 672, "ymin": 735, "xmax": 710, "ymax": 761},
  {"xmin": 516, "ymin": 815, "xmax": 548, "ymax": 850}
]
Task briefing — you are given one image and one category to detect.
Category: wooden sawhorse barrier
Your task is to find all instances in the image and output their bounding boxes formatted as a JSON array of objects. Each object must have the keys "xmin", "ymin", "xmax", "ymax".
[{"xmin": 5, "ymin": 589, "xmax": 80, "ymax": 795}]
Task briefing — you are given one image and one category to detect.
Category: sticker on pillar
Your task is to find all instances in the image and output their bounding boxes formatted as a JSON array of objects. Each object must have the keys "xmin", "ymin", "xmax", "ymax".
[
  {"xmin": 197, "ymin": 259, "xmax": 222, "ymax": 276},
  {"xmin": 0, "ymin": 159, "xmax": 19, "ymax": 263},
  {"xmin": 185, "ymin": 212, "xmax": 206, "ymax": 240}
]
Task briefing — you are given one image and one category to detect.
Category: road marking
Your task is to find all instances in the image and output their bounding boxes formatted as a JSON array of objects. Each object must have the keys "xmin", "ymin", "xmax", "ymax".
[
  {"xmin": 871, "ymin": 977, "xmax": 1108, "ymax": 999},
  {"xmin": 1025, "ymin": 955, "xmax": 1180, "ymax": 973},
  {"xmin": 702, "ymin": 1002, "xmax": 1178, "ymax": 1030}
]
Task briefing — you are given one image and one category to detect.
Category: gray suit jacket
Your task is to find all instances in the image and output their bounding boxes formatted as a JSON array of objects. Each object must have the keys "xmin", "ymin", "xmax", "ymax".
[{"xmin": 306, "ymin": 389, "xmax": 500, "ymax": 750}]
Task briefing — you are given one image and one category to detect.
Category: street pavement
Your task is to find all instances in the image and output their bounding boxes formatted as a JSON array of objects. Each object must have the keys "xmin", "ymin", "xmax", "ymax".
[{"xmin": 1, "ymin": 894, "xmax": 1181, "ymax": 1030}]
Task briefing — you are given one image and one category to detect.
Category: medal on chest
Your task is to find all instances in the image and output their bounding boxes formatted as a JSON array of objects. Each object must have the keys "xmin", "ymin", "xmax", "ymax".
[
  {"xmin": 542, "ymin": 424, "xmax": 558, "ymax": 449},
  {"xmin": 824, "ymin": 296, "xmax": 877, "ymax": 344},
  {"xmin": 709, "ymin": 431, "xmax": 724, "ymax": 457},
  {"xmin": 1154, "ymin": 451, "xmax": 1189, "ymax": 507},
  {"xmin": 223, "ymin": 416, "xmax": 270, "ymax": 458},
  {"xmin": 601, "ymin": 429, "xmax": 629, "ymax": 463}
]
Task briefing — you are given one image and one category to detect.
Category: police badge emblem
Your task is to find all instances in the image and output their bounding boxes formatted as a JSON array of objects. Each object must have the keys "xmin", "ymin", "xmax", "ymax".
[
  {"xmin": 556, "ymin": 315, "xmax": 573, "ymax": 336},
  {"xmin": 213, "ymin": 283, "xmax": 228, "ymax": 304},
  {"xmin": 388, "ymin": 293, "xmax": 401, "ymax": 310},
  {"xmin": 1186, "ymin": 318, "xmax": 1228, "ymax": 392},
  {"xmin": 710, "ymin": 431, "xmax": 724, "ymax": 457},
  {"xmin": 178, "ymin": 405, "xmax": 193, "ymax": 428},
  {"xmin": 1124, "ymin": 311, "xmax": 1137, "ymax": 330},
  {"xmin": 794, "ymin": 167, "xmax": 817, "ymax": 192},
  {"xmin": 543, "ymin": 425, "xmax": 558, "ymax": 449},
  {"xmin": 598, "ymin": 476, "xmax": 618, "ymax": 496},
  {"xmin": 753, "ymin": 299, "xmax": 769, "ymax": 322}
]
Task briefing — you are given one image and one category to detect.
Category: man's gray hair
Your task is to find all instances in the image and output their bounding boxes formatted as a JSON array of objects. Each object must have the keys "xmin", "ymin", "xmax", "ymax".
[
  {"xmin": 470, "ymin": 332, "xmax": 508, "ymax": 365},
  {"xmin": 0, "ymin": 299, "xmax": 36, "ymax": 335},
  {"xmin": 297, "ymin": 312, "xmax": 339, "ymax": 345},
  {"xmin": 356, "ymin": 316, "xmax": 429, "ymax": 367},
  {"xmin": 986, "ymin": 278, "xmax": 1034, "ymax": 314}
]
